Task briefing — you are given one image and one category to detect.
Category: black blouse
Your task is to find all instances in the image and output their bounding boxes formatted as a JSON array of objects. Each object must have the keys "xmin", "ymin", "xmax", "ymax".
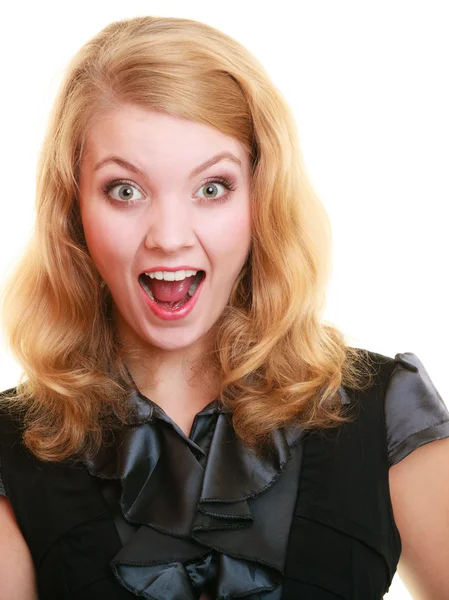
[
  {"xmin": 1, "ymin": 351, "xmax": 449, "ymax": 599},
  {"xmin": 82, "ymin": 375, "xmax": 309, "ymax": 599}
]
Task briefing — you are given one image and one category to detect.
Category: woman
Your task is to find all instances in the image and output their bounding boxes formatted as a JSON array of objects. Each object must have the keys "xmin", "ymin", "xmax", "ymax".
[{"xmin": 0, "ymin": 15, "xmax": 448, "ymax": 600}]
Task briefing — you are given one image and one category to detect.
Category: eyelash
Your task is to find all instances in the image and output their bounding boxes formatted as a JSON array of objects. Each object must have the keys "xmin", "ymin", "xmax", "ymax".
[{"xmin": 101, "ymin": 176, "xmax": 237, "ymax": 207}]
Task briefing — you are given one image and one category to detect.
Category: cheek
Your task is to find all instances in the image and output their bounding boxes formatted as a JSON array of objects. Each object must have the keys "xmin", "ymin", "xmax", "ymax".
[
  {"xmin": 202, "ymin": 206, "xmax": 251, "ymax": 283},
  {"xmin": 81, "ymin": 207, "xmax": 135, "ymax": 277},
  {"xmin": 207, "ymin": 206, "xmax": 251, "ymax": 256}
]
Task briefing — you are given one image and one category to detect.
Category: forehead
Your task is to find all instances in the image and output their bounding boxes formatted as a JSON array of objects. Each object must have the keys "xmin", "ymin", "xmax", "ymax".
[{"xmin": 82, "ymin": 105, "xmax": 248, "ymax": 167}]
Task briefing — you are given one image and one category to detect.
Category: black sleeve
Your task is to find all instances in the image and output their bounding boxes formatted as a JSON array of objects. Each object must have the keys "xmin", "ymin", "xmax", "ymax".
[
  {"xmin": 385, "ymin": 352, "xmax": 449, "ymax": 467},
  {"xmin": 0, "ymin": 386, "xmax": 18, "ymax": 498},
  {"xmin": 0, "ymin": 453, "xmax": 6, "ymax": 496}
]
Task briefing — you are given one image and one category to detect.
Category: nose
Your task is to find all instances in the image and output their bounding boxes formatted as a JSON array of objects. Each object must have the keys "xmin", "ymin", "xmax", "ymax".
[{"xmin": 143, "ymin": 195, "xmax": 195, "ymax": 254}]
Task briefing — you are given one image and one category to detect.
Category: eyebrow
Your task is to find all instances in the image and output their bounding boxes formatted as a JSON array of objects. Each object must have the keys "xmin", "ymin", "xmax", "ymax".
[{"xmin": 93, "ymin": 151, "xmax": 242, "ymax": 178}]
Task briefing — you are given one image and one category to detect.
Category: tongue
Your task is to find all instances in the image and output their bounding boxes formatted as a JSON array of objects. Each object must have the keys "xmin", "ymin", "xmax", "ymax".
[{"xmin": 149, "ymin": 274, "xmax": 196, "ymax": 302}]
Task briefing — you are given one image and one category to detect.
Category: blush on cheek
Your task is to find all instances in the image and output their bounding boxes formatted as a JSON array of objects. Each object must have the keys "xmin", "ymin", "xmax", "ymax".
[
  {"xmin": 215, "ymin": 221, "xmax": 251, "ymax": 254},
  {"xmin": 83, "ymin": 211, "xmax": 130, "ymax": 254},
  {"xmin": 82, "ymin": 225, "xmax": 117, "ymax": 276}
]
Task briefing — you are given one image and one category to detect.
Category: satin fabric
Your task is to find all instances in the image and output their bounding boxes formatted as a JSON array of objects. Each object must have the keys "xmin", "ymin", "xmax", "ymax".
[
  {"xmin": 83, "ymin": 385, "xmax": 350, "ymax": 599},
  {"xmin": 384, "ymin": 352, "xmax": 449, "ymax": 466}
]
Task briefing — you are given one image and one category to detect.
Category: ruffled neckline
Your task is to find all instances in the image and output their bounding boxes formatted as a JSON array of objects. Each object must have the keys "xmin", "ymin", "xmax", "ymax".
[{"xmin": 83, "ymin": 384, "xmax": 351, "ymax": 599}]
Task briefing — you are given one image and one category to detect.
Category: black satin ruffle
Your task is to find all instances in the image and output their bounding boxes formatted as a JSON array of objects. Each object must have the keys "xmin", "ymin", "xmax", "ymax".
[{"xmin": 84, "ymin": 386, "xmax": 350, "ymax": 599}]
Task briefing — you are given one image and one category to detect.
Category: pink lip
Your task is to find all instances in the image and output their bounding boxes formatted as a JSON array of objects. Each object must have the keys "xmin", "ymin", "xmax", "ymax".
[{"xmin": 141, "ymin": 265, "xmax": 205, "ymax": 274}]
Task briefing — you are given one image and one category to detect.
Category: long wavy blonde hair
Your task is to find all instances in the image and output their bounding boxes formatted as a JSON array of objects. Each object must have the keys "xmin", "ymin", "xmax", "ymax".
[{"xmin": 0, "ymin": 15, "xmax": 376, "ymax": 462}]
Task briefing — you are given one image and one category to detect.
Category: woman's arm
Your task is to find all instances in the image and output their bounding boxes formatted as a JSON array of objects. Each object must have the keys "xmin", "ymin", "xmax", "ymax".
[
  {"xmin": 389, "ymin": 436, "xmax": 449, "ymax": 600},
  {"xmin": 0, "ymin": 496, "xmax": 39, "ymax": 600}
]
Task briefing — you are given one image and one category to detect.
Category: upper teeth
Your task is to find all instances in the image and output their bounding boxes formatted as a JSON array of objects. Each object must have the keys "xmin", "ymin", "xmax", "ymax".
[{"xmin": 143, "ymin": 269, "xmax": 199, "ymax": 281}]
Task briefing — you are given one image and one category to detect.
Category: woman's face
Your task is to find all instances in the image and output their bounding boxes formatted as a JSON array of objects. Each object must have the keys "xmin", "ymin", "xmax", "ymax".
[{"xmin": 78, "ymin": 105, "xmax": 252, "ymax": 355}]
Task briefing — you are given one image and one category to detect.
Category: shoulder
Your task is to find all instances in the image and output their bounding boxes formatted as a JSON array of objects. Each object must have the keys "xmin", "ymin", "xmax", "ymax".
[
  {"xmin": 0, "ymin": 386, "xmax": 19, "ymax": 400},
  {"xmin": 385, "ymin": 354, "xmax": 449, "ymax": 598},
  {"xmin": 342, "ymin": 348, "xmax": 449, "ymax": 468},
  {"xmin": 351, "ymin": 350, "xmax": 449, "ymax": 596},
  {"xmin": 0, "ymin": 387, "xmax": 20, "ymax": 499},
  {"xmin": 0, "ymin": 386, "xmax": 25, "ymax": 440},
  {"xmin": 0, "ymin": 385, "xmax": 20, "ymax": 413},
  {"xmin": 383, "ymin": 351, "xmax": 449, "ymax": 467}
]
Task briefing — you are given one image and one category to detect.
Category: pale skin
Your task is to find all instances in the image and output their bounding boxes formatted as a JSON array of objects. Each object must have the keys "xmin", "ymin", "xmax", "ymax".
[
  {"xmin": 1, "ymin": 106, "xmax": 449, "ymax": 598},
  {"xmin": 388, "ymin": 436, "xmax": 449, "ymax": 599}
]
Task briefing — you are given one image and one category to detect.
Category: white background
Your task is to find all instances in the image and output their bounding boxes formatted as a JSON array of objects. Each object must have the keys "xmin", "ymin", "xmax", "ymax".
[{"xmin": 1, "ymin": 2, "xmax": 448, "ymax": 597}]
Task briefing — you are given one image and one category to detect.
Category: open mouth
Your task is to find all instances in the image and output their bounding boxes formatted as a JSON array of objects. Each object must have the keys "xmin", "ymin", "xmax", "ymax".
[{"xmin": 138, "ymin": 270, "xmax": 206, "ymax": 311}]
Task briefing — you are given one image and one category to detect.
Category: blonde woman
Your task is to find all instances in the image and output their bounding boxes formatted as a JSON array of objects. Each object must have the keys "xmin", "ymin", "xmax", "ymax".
[{"xmin": 0, "ymin": 16, "xmax": 448, "ymax": 600}]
